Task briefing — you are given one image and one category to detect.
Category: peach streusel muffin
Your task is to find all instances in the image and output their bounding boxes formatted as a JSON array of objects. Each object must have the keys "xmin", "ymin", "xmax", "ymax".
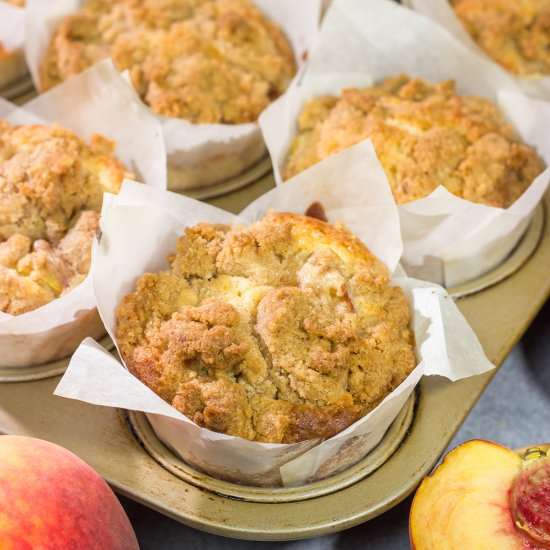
[
  {"xmin": 284, "ymin": 75, "xmax": 545, "ymax": 208},
  {"xmin": 451, "ymin": 0, "xmax": 550, "ymax": 78},
  {"xmin": 116, "ymin": 212, "xmax": 416, "ymax": 443},
  {"xmin": 40, "ymin": 0, "xmax": 296, "ymax": 124},
  {"xmin": 0, "ymin": 121, "xmax": 132, "ymax": 315}
]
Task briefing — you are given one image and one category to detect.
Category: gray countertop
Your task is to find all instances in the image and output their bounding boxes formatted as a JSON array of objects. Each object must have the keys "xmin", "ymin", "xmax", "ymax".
[{"xmin": 118, "ymin": 300, "xmax": 550, "ymax": 549}]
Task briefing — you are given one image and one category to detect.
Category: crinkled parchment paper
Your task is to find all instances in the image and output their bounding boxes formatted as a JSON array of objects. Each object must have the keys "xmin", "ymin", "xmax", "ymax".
[
  {"xmin": 24, "ymin": 0, "xmax": 322, "ymax": 190},
  {"xmin": 260, "ymin": 0, "xmax": 550, "ymax": 287},
  {"xmin": 55, "ymin": 142, "xmax": 493, "ymax": 486},
  {"xmin": 408, "ymin": 0, "xmax": 550, "ymax": 101},
  {"xmin": 0, "ymin": 62, "xmax": 166, "ymax": 367}
]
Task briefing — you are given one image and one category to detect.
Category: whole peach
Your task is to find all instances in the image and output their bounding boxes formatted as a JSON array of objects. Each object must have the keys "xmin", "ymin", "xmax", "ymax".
[{"xmin": 0, "ymin": 435, "xmax": 139, "ymax": 550}]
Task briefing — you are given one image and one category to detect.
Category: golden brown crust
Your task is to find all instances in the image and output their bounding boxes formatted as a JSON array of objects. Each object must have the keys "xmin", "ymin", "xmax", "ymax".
[
  {"xmin": 40, "ymin": 0, "xmax": 296, "ymax": 124},
  {"xmin": 284, "ymin": 75, "xmax": 545, "ymax": 208},
  {"xmin": 451, "ymin": 0, "xmax": 550, "ymax": 78},
  {"xmin": 4, "ymin": 0, "xmax": 25, "ymax": 6},
  {"xmin": 0, "ymin": 120, "xmax": 132, "ymax": 315},
  {"xmin": 116, "ymin": 212, "xmax": 416, "ymax": 443}
]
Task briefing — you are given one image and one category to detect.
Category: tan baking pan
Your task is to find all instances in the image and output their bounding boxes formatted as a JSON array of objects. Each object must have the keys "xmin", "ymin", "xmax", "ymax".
[{"xmin": 0, "ymin": 169, "xmax": 549, "ymax": 540}]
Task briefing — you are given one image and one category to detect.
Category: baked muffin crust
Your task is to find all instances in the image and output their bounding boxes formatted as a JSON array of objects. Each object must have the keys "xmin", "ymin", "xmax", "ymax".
[
  {"xmin": 116, "ymin": 212, "xmax": 416, "ymax": 443},
  {"xmin": 41, "ymin": 0, "xmax": 297, "ymax": 124},
  {"xmin": 284, "ymin": 75, "xmax": 545, "ymax": 208},
  {"xmin": 451, "ymin": 0, "xmax": 550, "ymax": 77},
  {"xmin": 0, "ymin": 121, "xmax": 132, "ymax": 315}
]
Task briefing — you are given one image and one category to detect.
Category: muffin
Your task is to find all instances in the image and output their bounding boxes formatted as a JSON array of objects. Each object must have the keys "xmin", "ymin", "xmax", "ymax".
[
  {"xmin": 40, "ymin": 0, "xmax": 297, "ymax": 124},
  {"xmin": 0, "ymin": 121, "xmax": 132, "ymax": 315},
  {"xmin": 451, "ymin": 0, "xmax": 550, "ymax": 78},
  {"xmin": 116, "ymin": 211, "xmax": 416, "ymax": 444},
  {"xmin": 284, "ymin": 74, "xmax": 545, "ymax": 208}
]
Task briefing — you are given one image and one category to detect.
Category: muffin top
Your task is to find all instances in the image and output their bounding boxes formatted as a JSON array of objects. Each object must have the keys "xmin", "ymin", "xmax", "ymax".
[
  {"xmin": 0, "ymin": 121, "xmax": 132, "ymax": 315},
  {"xmin": 40, "ymin": 0, "xmax": 297, "ymax": 124},
  {"xmin": 284, "ymin": 75, "xmax": 545, "ymax": 207},
  {"xmin": 116, "ymin": 212, "xmax": 416, "ymax": 444},
  {"xmin": 3, "ymin": 0, "xmax": 24, "ymax": 6},
  {"xmin": 451, "ymin": 0, "xmax": 550, "ymax": 78}
]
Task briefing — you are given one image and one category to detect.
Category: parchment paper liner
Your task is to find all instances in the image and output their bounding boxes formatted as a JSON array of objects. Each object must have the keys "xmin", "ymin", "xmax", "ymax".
[
  {"xmin": 0, "ymin": 62, "xmax": 166, "ymax": 368},
  {"xmin": 0, "ymin": 1, "xmax": 27, "ymax": 90},
  {"xmin": 24, "ymin": 0, "xmax": 322, "ymax": 191},
  {"xmin": 259, "ymin": 0, "xmax": 550, "ymax": 287},
  {"xmin": 408, "ymin": 0, "xmax": 550, "ymax": 101},
  {"xmin": 55, "ymin": 141, "xmax": 493, "ymax": 487}
]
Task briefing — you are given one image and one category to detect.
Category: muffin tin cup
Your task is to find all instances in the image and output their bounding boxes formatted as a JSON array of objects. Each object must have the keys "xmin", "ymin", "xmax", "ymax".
[
  {"xmin": 25, "ymin": 0, "xmax": 323, "ymax": 192},
  {"xmin": 259, "ymin": 0, "xmax": 550, "ymax": 288},
  {"xmin": 448, "ymin": 203, "xmax": 545, "ymax": 299},
  {"xmin": 126, "ymin": 391, "xmax": 416, "ymax": 502},
  {"xmin": 402, "ymin": 0, "xmax": 550, "ymax": 101},
  {"xmin": 0, "ymin": 307, "xmax": 105, "ymax": 370},
  {"xmin": 0, "ymin": 334, "xmax": 114, "ymax": 383},
  {"xmin": 168, "ymin": 146, "xmax": 271, "ymax": 198}
]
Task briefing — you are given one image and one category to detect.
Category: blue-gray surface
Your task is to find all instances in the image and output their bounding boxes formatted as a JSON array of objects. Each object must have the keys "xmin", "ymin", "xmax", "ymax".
[{"xmin": 118, "ymin": 300, "xmax": 550, "ymax": 549}]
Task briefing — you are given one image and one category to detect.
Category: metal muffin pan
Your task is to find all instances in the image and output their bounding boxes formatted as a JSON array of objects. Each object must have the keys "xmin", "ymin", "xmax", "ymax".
[
  {"xmin": 1, "ymin": 42, "xmax": 550, "ymax": 537},
  {"xmin": 0, "ymin": 171, "xmax": 549, "ymax": 539}
]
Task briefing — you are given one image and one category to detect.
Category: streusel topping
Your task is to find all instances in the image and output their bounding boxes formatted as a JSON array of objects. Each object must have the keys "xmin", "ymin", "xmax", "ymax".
[
  {"xmin": 116, "ymin": 212, "xmax": 416, "ymax": 443},
  {"xmin": 0, "ymin": 121, "xmax": 132, "ymax": 315},
  {"xmin": 451, "ymin": 0, "xmax": 550, "ymax": 77},
  {"xmin": 284, "ymin": 75, "xmax": 544, "ymax": 207},
  {"xmin": 41, "ymin": 0, "xmax": 296, "ymax": 124}
]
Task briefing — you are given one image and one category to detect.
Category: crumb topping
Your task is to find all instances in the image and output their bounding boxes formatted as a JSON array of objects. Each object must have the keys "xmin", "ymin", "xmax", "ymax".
[
  {"xmin": 284, "ymin": 75, "xmax": 544, "ymax": 207},
  {"xmin": 0, "ymin": 121, "xmax": 132, "ymax": 315},
  {"xmin": 116, "ymin": 212, "xmax": 416, "ymax": 443},
  {"xmin": 41, "ymin": 0, "xmax": 297, "ymax": 124},
  {"xmin": 451, "ymin": 0, "xmax": 550, "ymax": 77}
]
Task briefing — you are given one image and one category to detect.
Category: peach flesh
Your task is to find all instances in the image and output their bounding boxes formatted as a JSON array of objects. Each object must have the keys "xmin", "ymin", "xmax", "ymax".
[
  {"xmin": 511, "ymin": 450, "xmax": 550, "ymax": 548},
  {"xmin": 409, "ymin": 440, "xmax": 550, "ymax": 550},
  {"xmin": 0, "ymin": 435, "xmax": 138, "ymax": 550}
]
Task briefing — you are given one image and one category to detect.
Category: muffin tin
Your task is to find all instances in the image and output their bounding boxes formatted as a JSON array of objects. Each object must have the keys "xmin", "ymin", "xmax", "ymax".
[
  {"xmin": 2, "ymin": 1, "xmax": 550, "ymax": 537},
  {"xmin": 0, "ymin": 166, "xmax": 549, "ymax": 539}
]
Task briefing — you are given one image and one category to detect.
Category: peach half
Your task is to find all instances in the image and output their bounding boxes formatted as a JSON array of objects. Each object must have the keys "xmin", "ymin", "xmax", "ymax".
[{"xmin": 410, "ymin": 439, "xmax": 550, "ymax": 549}]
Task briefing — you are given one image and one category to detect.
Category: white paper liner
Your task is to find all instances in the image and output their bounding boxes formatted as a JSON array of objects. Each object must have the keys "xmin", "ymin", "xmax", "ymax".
[
  {"xmin": 55, "ymin": 141, "xmax": 493, "ymax": 487},
  {"xmin": 259, "ymin": 0, "xmax": 550, "ymax": 287},
  {"xmin": 0, "ymin": 62, "xmax": 166, "ymax": 367},
  {"xmin": 24, "ymin": 0, "xmax": 322, "ymax": 190},
  {"xmin": 0, "ymin": 1, "xmax": 27, "ymax": 90},
  {"xmin": 0, "ymin": 2, "xmax": 24, "ymax": 52},
  {"xmin": 408, "ymin": 0, "xmax": 550, "ymax": 101}
]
